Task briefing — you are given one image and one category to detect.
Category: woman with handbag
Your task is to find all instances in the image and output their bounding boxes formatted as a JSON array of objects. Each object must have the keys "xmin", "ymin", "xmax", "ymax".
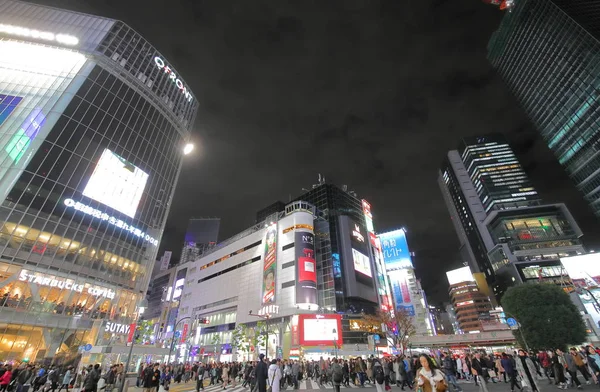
[
  {"xmin": 267, "ymin": 360, "xmax": 282, "ymax": 392},
  {"xmin": 416, "ymin": 354, "xmax": 447, "ymax": 392}
]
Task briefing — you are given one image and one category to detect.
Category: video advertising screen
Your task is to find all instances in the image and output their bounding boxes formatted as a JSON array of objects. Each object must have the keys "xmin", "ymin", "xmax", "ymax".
[
  {"xmin": 83, "ymin": 149, "xmax": 149, "ymax": 218},
  {"xmin": 352, "ymin": 248, "xmax": 372, "ymax": 278}
]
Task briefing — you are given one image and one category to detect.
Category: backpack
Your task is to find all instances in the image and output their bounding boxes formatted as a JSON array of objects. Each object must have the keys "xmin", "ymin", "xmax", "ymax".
[
  {"xmin": 332, "ymin": 366, "xmax": 343, "ymax": 384},
  {"xmin": 374, "ymin": 365, "xmax": 385, "ymax": 384}
]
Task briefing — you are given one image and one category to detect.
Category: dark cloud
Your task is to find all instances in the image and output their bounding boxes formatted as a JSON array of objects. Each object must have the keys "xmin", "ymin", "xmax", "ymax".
[{"xmin": 33, "ymin": 0, "xmax": 600, "ymax": 303}]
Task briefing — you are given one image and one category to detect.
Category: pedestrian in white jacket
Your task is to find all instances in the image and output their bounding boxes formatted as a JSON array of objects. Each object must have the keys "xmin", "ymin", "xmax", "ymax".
[{"xmin": 267, "ymin": 360, "xmax": 282, "ymax": 392}]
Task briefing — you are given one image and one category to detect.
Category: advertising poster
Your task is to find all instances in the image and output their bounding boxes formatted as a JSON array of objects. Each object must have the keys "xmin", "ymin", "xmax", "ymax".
[
  {"xmin": 5, "ymin": 108, "xmax": 46, "ymax": 164},
  {"xmin": 561, "ymin": 254, "xmax": 600, "ymax": 287},
  {"xmin": 262, "ymin": 224, "xmax": 277, "ymax": 304},
  {"xmin": 379, "ymin": 229, "xmax": 413, "ymax": 270},
  {"xmin": 298, "ymin": 314, "xmax": 342, "ymax": 346},
  {"xmin": 295, "ymin": 231, "xmax": 317, "ymax": 306},
  {"xmin": 0, "ymin": 94, "xmax": 23, "ymax": 127},
  {"xmin": 389, "ymin": 269, "xmax": 415, "ymax": 316}
]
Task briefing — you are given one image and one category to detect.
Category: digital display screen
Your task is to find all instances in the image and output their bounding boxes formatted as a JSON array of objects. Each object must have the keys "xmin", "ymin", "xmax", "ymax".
[
  {"xmin": 446, "ymin": 266, "xmax": 475, "ymax": 286},
  {"xmin": 303, "ymin": 318, "xmax": 340, "ymax": 342},
  {"xmin": 379, "ymin": 229, "xmax": 413, "ymax": 270},
  {"xmin": 352, "ymin": 248, "xmax": 372, "ymax": 277},
  {"xmin": 0, "ymin": 94, "xmax": 22, "ymax": 127},
  {"xmin": 4, "ymin": 108, "xmax": 46, "ymax": 164},
  {"xmin": 83, "ymin": 149, "xmax": 149, "ymax": 218},
  {"xmin": 561, "ymin": 254, "xmax": 600, "ymax": 287}
]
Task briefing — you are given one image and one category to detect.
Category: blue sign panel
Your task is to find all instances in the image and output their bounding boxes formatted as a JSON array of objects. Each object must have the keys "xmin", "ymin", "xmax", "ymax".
[
  {"xmin": 379, "ymin": 229, "xmax": 413, "ymax": 270},
  {"xmin": 0, "ymin": 95, "xmax": 23, "ymax": 127},
  {"xmin": 506, "ymin": 318, "xmax": 518, "ymax": 327}
]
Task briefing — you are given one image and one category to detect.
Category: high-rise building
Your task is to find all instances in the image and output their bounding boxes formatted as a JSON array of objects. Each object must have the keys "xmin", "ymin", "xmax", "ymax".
[
  {"xmin": 488, "ymin": 0, "xmax": 600, "ymax": 216},
  {"xmin": 0, "ymin": 1, "xmax": 196, "ymax": 362},
  {"xmin": 446, "ymin": 266, "xmax": 493, "ymax": 333},
  {"xmin": 439, "ymin": 135, "xmax": 585, "ymax": 300},
  {"xmin": 180, "ymin": 218, "xmax": 220, "ymax": 265},
  {"xmin": 378, "ymin": 229, "xmax": 433, "ymax": 336}
]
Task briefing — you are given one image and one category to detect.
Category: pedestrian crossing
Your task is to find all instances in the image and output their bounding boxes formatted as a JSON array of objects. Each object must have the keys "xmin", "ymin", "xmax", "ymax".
[{"xmin": 167, "ymin": 379, "xmax": 381, "ymax": 392}]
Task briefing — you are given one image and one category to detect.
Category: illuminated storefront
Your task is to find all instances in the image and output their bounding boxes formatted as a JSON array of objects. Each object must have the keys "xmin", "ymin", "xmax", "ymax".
[{"xmin": 0, "ymin": 1, "xmax": 196, "ymax": 362}]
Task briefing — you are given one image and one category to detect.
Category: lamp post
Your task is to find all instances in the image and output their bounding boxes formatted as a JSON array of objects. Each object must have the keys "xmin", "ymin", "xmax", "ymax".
[
  {"xmin": 249, "ymin": 310, "xmax": 271, "ymax": 357},
  {"xmin": 332, "ymin": 329, "xmax": 338, "ymax": 358},
  {"xmin": 167, "ymin": 316, "xmax": 197, "ymax": 364},
  {"xmin": 118, "ymin": 298, "xmax": 148, "ymax": 392}
]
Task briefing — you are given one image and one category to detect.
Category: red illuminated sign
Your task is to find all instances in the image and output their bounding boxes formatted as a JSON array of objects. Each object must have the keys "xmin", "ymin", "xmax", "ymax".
[{"xmin": 298, "ymin": 314, "xmax": 343, "ymax": 346}]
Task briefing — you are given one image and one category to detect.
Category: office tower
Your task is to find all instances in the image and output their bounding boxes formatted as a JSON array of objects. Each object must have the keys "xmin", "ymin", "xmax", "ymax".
[
  {"xmin": 180, "ymin": 218, "xmax": 220, "ymax": 265},
  {"xmin": 446, "ymin": 266, "xmax": 493, "ymax": 333},
  {"xmin": 439, "ymin": 135, "xmax": 585, "ymax": 300},
  {"xmin": 488, "ymin": 0, "xmax": 600, "ymax": 216},
  {"xmin": 0, "ymin": 0, "xmax": 196, "ymax": 361}
]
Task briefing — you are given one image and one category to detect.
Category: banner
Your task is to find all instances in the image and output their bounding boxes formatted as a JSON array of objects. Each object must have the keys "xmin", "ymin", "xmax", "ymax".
[
  {"xmin": 262, "ymin": 224, "xmax": 277, "ymax": 304},
  {"xmin": 127, "ymin": 323, "xmax": 136, "ymax": 344},
  {"xmin": 295, "ymin": 231, "xmax": 317, "ymax": 306},
  {"xmin": 180, "ymin": 323, "xmax": 189, "ymax": 343}
]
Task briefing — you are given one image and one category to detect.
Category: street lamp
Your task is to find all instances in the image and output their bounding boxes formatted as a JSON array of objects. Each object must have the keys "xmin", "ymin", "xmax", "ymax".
[
  {"xmin": 118, "ymin": 298, "xmax": 148, "ymax": 392},
  {"xmin": 183, "ymin": 143, "xmax": 194, "ymax": 155},
  {"xmin": 249, "ymin": 310, "xmax": 271, "ymax": 357},
  {"xmin": 332, "ymin": 329, "xmax": 338, "ymax": 358},
  {"xmin": 167, "ymin": 316, "xmax": 198, "ymax": 363}
]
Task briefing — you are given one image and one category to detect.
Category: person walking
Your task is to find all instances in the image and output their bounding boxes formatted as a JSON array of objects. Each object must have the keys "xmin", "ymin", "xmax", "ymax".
[
  {"xmin": 416, "ymin": 354, "xmax": 446, "ymax": 392},
  {"xmin": 256, "ymin": 354, "xmax": 268, "ymax": 392},
  {"xmin": 0, "ymin": 365, "xmax": 12, "ymax": 392},
  {"xmin": 442, "ymin": 353, "xmax": 462, "ymax": 392},
  {"xmin": 516, "ymin": 350, "xmax": 540, "ymax": 392},
  {"xmin": 267, "ymin": 360, "xmax": 281, "ymax": 392},
  {"xmin": 58, "ymin": 366, "xmax": 73, "ymax": 392},
  {"xmin": 500, "ymin": 353, "xmax": 521, "ymax": 392},
  {"xmin": 372, "ymin": 359, "xmax": 386, "ymax": 392},
  {"xmin": 559, "ymin": 348, "xmax": 582, "ymax": 389},
  {"xmin": 331, "ymin": 359, "xmax": 343, "ymax": 392}
]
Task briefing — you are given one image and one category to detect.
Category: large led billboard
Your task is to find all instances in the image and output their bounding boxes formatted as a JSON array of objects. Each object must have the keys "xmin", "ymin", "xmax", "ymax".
[
  {"xmin": 0, "ymin": 94, "xmax": 22, "ymax": 127},
  {"xmin": 298, "ymin": 314, "xmax": 343, "ymax": 346},
  {"xmin": 561, "ymin": 254, "xmax": 600, "ymax": 287},
  {"xmin": 446, "ymin": 266, "xmax": 475, "ymax": 286},
  {"xmin": 262, "ymin": 224, "xmax": 277, "ymax": 304},
  {"xmin": 352, "ymin": 248, "xmax": 372, "ymax": 277},
  {"xmin": 388, "ymin": 269, "xmax": 415, "ymax": 315},
  {"xmin": 5, "ymin": 108, "xmax": 46, "ymax": 164},
  {"xmin": 379, "ymin": 229, "xmax": 413, "ymax": 270},
  {"xmin": 83, "ymin": 149, "xmax": 149, "ymax": 218},
  {"xmin": 295, "ymin": 231, "xmax": 317, "ymax": 306}
]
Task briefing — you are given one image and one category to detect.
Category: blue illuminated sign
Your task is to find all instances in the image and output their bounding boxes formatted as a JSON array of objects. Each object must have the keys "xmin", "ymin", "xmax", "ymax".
[
  {"xmin": 0, "ymin": 94, "xmax": 23, "ymax": 127},
  {"xmin": 379, "ymin": 229, "xmax": 413, "ymax": 270}
]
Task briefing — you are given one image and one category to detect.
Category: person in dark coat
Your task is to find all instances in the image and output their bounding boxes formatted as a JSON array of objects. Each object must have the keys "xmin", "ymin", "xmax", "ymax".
[
  {"xmin": 83, "ymin": 365, "xmax": 100, "ymax": 392},
  {"xmin": 256, "ymin": 354, "xmax": 268, "ymax": 392}
]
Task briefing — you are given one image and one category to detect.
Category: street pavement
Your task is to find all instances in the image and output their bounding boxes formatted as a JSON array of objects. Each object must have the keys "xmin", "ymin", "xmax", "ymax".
[{"xmin": 160, "ymin": 378, "xmax": 525, "ymax": 392}]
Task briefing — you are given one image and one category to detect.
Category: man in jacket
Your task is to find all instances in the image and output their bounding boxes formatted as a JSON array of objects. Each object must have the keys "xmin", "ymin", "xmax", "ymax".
[
  {"xmin": 83, "ymin": 365, "xmax": 100, "ymax": 392},
  {"xmin": 471, "ymin": 353, "xmax": 488, "ymax": 392},
  {"xmin": 570, "ymin": 347, "xmax": 592, "ymax": 384},
  {"xmin": 256, "ymin": 354, "xmax": 268, "ymax": 392},
  {"xmin": 442, "ymin": 354, "xmax": 462, "ymax": 392},
  {"xmin": 557, "ymin": 349, "xmax": 581, "ymax": 389},
  {"xmin": 142, "ymin": 364, "xmax": 160, "ymax": 392},
  {"xmin": 16, "ymin": 364, "xmax": 33, "ymax": 392},
  {"xmin": 291, "ymin": 361, "xmax": 300, "ymax": 389},
  {"xmin": 195, "ymin": 363, "xmax": 205, "ymax": 392}
]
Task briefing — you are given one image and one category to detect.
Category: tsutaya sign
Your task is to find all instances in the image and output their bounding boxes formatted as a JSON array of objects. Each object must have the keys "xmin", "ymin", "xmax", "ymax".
[
  {"xmin": 154, "ymin": 57, "xmax": 193, "ymax": 103},
  {"xmin": 105, "ymin": 322, "xmax": 131, "ymax": 335},
  {"xmin": 64, "ymin": 198, "xmax": 158, "ymax": 246},
  {"xmin": 19, "ymin": 270, "xmax": 116, "ymax": 299}
]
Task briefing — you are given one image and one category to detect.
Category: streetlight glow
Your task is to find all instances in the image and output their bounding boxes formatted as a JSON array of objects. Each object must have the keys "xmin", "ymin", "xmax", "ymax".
[{"xmin": 183, "ymin": 143, "xmax": 194, "ymax": 155}]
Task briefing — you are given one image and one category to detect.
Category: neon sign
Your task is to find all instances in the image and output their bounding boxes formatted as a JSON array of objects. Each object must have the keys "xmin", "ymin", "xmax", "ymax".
[
  {"xmin": 64, "ymin": 198, "xmax": 158, "ymax": 246},
  {"xmin": 19, "ymin": 270, "xmax": 116, "ymax": 299},
  {"xmin": 0, "ymin": 23, "xmax": 78, "ymax": 45},
  {"xmin": 352, "ymin": 224, "xmax": 365, "ymax": 242},
  {"xmin": 154, "ymin": 57, "xmax": 193, "ymax": 103}
]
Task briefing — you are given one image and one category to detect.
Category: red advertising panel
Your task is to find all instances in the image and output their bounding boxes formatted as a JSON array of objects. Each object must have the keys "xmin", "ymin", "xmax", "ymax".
[
  {"xmin": 127, "ymin": 323, "xmax": 136, "ymax": 344},
  {"xmin": 262, "ymin": 224, "xmax": 277, "ymax": 304},
  {"xmin": 298, "ymin": 314, "xmax": 343, "ymax": 346},
  {"xmin": 180, "ymin": 323, "xmax": 189, "ymax": 343}
]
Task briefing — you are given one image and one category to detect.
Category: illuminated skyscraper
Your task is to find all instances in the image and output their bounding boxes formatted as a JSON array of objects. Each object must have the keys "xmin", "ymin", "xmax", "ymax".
[
  {"xmin": 488, "ymin": 0, "xmax": 600, "ymax": 216},
  {"xmin": 0, "ymin": 0, "xmax": 196, "ymax": 361},
  {"xmin": 439, "ymin": 135, "xmax": 585, "ymax": 300}
]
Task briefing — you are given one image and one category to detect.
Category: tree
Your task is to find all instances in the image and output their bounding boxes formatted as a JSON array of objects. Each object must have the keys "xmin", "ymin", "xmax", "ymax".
[
  {"xmin": 134, "ymin": 320, "xmax": 154, "ymax": 344},
  {"xmin": 502, "ymin": 284, "xmax": 587, "ymax": 350},
  {"xmin": 359, "ymin": 308, "xmax": 416, "ymax": 350},
  {"xmin": 231, "ymin": 324, "xmax": 250, "ymax": 353}
]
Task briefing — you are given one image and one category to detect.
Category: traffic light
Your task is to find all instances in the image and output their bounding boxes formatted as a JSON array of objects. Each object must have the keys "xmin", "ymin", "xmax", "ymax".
[{"xmin": 198, "ymin": 317, "xmax": 210, "ymax": 324}]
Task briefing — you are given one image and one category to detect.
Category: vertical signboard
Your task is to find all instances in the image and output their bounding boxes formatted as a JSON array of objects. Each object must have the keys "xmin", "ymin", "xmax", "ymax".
[
  {"xmin": 295, "ymin": 231, "xmax": 317, "ymax": 306},
  {"xmin": 379, "ymin": 229, "xmax": 413, "ymax": 270},
  {"xmin": 362, "ymin": 199, "xmax": 374, "ymax": 232},
  {"xmin": 180, "ymin": 323, "xmax": 189, "ymax": 343},
  {"xmin": 127, "ymin": 323, "xmax": 136, "ymax": 344},
  {"xmin": 160, "ymin": 251, "xmax": 172, "ymax": 271},
  {"xmin": 389, "ymin": 269, "xmax": 415, "ymax": 315},
  {"xmin": 262, "ymin": 224, "xmax": 277, "ymax": 304}
]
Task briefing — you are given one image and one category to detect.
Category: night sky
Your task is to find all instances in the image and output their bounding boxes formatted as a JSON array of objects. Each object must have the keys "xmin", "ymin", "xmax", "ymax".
[{"xmin": 35, "ymin": 0, "xmax": 600, "ymax": 303}]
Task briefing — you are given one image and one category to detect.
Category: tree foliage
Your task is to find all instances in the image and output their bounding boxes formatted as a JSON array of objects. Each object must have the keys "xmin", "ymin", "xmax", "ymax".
[
  {"xmin": 502, "ymin": 284, "xmax": 587, "ymax": 351},
  {"xmin": 359, "ymin": 308, "xmax": 416, "ymax": 350},
  {"xmin": 231, "ymin": 324, "xmax": 250, "ymax": 353},
  {"xmin": 135, "ymin": 319, "xmax": 154, "ymax": 344}
]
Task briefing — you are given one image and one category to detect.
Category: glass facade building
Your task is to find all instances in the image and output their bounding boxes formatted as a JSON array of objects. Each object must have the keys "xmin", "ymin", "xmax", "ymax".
[
  {"xmin": 0, "ymin": 0, "xmax": 197, "ymax": 362},
  {"xmin": 488, "ymin": 0, "xmax": 600, "ymax": 215}
]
